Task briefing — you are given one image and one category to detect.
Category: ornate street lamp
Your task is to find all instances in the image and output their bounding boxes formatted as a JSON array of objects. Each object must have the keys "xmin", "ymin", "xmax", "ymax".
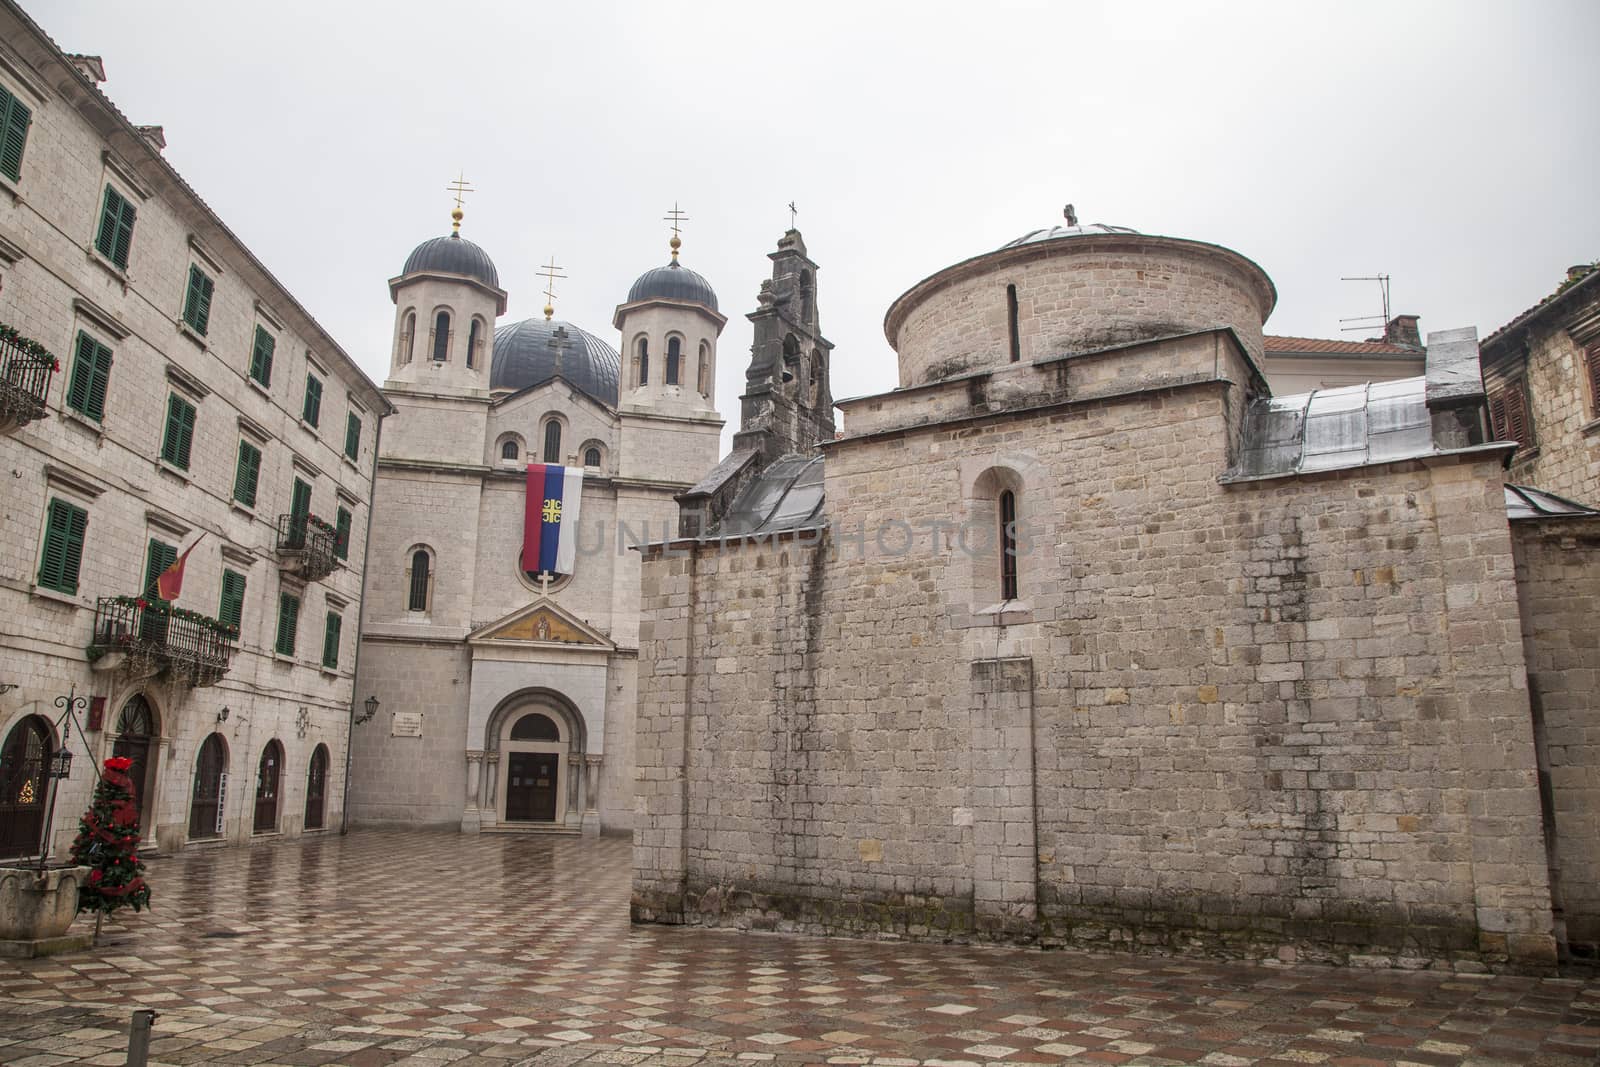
[{"xmin": 354, "ymin": 695, "xmax": 379, "ymax": 726}]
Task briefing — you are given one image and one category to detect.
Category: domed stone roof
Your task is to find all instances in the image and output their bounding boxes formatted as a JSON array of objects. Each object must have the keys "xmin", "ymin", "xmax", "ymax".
[
  {"xmin": 998, "ymin": 222, "xmax": 1141, "ymax": 249},
  {"xmin": 626, "ymin": 261, "xmax": 718, "ymax": 312},
  {"xmin": 490, "ymin": 317, "xmax": 620, "ymax": 408},
  {"xmin": 402, "ymin": 233, "xmax": 500, "ymax": 288}
]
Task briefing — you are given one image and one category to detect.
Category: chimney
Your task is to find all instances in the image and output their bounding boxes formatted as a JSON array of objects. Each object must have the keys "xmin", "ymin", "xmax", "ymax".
[
  {"xmin": 1568, "ymin": 264, "xmax": 1595, "ymax": 283},
  {"xmin": 64, "ymin": 54, "xmax": 106, "ymax": 83},
  {"xmin": 135, "ymin": 125, "xmax": 166, "ymax": 152},
  {"xmin": 1384, "ymin": 314, "xmax": 1422, "ymax": 349}
]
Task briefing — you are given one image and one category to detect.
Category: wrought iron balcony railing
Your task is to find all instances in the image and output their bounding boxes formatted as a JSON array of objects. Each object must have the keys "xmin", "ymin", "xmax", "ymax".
[
  {"xmin": 275, "ymin": 514, "xmax": 341, "ymax": 582},
  {"xmin": 0, "ymin": 325, "xmax": 57, "ymax": 430},
  {"xmin": 89, "ymin": 596, "xmax": 237, "ymax": 688}
]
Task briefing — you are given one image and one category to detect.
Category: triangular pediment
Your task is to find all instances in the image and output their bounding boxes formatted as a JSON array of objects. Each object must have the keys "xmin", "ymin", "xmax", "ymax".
[{"xmin": 467, "ymin": 598, "xmax": 613, "ymax": 649}]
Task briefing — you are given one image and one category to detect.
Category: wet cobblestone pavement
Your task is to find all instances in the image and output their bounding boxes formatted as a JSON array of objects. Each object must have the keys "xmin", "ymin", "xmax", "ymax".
[{"xmin": 2, "ymin": 831, "xmax": 1597, "ymax": 1066}]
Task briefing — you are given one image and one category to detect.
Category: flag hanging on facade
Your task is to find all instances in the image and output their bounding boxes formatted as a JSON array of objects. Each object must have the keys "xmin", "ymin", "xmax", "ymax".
[
  {"xmin": 522, "ymin": 463, "xmax": 584, "ymax": 575},
  {"xmin": 156, "ymin": 533, "xmax": 204, "ymax": 601}
]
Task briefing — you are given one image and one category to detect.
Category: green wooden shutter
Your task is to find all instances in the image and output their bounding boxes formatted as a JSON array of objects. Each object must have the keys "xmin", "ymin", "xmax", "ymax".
[
  {"xmin": 37, "ymin": 498, "xmax": 89, "ymax": 594},
  {"xmin": 113, "ymin": 196, "xmax": 136, "ymax": 269},
  {"xmin": 95, "ymin": 185, "xmax": 122, "ymax": 259},
  {"xmin": 86, "ymin": 338, "xmax": 112, "ymax": 421},
  {"xmin": 275, "ymin": 592, "xmax": 300, "ymax": 655},
  {"xmin": 218, "ymin": 570, "xmax": 246, "ymax": 632},
  {"xmin": 302, "ymin": 374, "xmax": 322, "ymax": 426},
  {"xmin": 0, "ymin": 86, "xmax": 30, "ymax": 182},
  {"xmin": 161, "ymin": 394, "xmax": 197, "ymax": 469},
  {"xmin": 290, "ymin": 478, "xmax": 311, "ymax": 521},
  {"xmin": 344, "ymin": 412, "xmax": 361, "ymax": 460},
  {"xmin": 65, "ymin": 333, "xmax": 113, "ymax": 421},
  {"xmin": 143, "ymin": 538, "xmax": 177, "ymax": 601},
  {"xmin": 183, "ymin": 266, "xmax": 214, "ymax": 335},
  {"xmin": 250, "ymin": 326, "xmax": 275, "ymax": 386},
  {"xmin": 334, "ymin": 506, "xmax": 351, "ymax": 560},
  {"xmin": 233, "ymin": 440, "xmax": 261, "ymax": 507},
  {"xmin": 322, "ymin": 612, "xmax": 341, "ymax": 668}
]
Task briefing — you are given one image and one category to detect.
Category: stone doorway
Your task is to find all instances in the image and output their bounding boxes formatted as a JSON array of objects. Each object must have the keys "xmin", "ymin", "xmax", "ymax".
[
  {"xmin": 111, "ymin": 694, "xmax": 157, "ymax": 834},
  {"xmin": 499, "ymin": 711, "xmax": 567, "ymax": 825}
]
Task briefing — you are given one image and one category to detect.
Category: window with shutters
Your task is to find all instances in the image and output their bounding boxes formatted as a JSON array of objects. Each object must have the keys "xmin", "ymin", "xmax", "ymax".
[
  {"xmin": 334, "ymin": 506, "xmax": 352, "ymax": 561},
  {"xmin": 322, "ymin": 612, "xmax": 342, "ymax": 669},
  {"xmin": 37, "ymin": 498, "xmax": 89, "ymax": 595},
  {"xmin": 1586, "ymin": 344, "xmax": 1600, "ymax": 419},
  {"xmin": 181, "ymin": 265, "xmax": 214, "ymax": 335},
  {"xmin": 94, "ymin": 185, "xmax": 137, "ymax": 270},
  {"xmin": 0, "ymin": 83, "xmax": 31, "ymax": 183},
  {"xmin": 290, "ymin": 477, "xmax": 312, "ymax": 522},
  {"xmin": 233, "ymin": 440, "xmax": 262, "ymax": 507},
  {"xmin": 160, "ymin": 393, "xmax": 198, "ymax": 470},
  {"xmin": 64, "ymin": 331, "xmax": 113, "ymax": 422},
  {"xmin": 275, "ymin": 592, "xmax": 300, "ymax": 656},
  {"xmin": 249, "ymin": 325, "xmax": 275, "ymax": 387},
  {"xmin": 542, "ymin": 419, "xmax": 562, "ymax": 464},
  {"xmin": 302, "ymin": 373, "xmax": 322, "ymax": 427},
  {"xmin": 218, "ymin": 569, "xmax": 246, "ymax": 632},
  {"xmin": 432, "ymin": 311, "xmax": 450, "ymax": 362},
  {"xmin": 143, "ymin": 539, "xmax": 177, "ymax": 602},
  {"xmin": 407, "ymin": 548, "xmax": 431, "ymax": 612},
  {"xmin": 1488, "ymin": 379, "xmax": 1532, "ymax": 450},
  {"xmin": 344, "ymin": 411, "xmax": 361, "ymax": 461},
  {"xmin": 666, "ymin": 336, "xmax": 682, "ymax": 385}
]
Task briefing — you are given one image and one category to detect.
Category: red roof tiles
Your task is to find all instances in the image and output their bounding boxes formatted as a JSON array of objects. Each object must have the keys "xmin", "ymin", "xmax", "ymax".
[{"xmin": 1264, "ymin": 335, "xmax": 1422, "ymax": 356}]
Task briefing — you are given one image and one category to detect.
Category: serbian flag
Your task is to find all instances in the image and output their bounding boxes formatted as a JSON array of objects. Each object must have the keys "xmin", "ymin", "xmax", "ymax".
[
  {"xmin": 156, "ymin": 533, "xmax": 204, "ymax": 601},
  {"xmin": 522, "ymin": 463, "xmax": 584, "ymax": 575}
]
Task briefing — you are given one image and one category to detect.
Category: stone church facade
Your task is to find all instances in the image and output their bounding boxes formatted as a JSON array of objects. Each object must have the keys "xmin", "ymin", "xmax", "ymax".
[
  {"xmin": 632, "ymin": 220, "xmax": 1600, "ymax": 969},
  {"xmin": 347, "ymin": 217, "xmax": 726, "ymax": 834}
]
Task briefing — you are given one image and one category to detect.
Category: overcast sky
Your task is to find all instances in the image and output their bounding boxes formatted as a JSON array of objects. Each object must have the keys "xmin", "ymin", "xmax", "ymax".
[{"xmin": 35, "ymin": 1, "xmax": 1600, "ymax": 447}]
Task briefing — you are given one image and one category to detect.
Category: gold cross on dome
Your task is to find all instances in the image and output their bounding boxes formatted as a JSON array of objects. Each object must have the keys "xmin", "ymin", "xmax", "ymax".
[
  {"xmin": 788, "ymin": 200, "xmax": 798, "ymax": 228},
  {"xmin": 446, "ymin": 172, "xmax": 473, "ymax": 233},
  {"xmin": 664, "ymin": 202, "xmax": 689, "ymax": 238},
  {"xmin": 536, "ymin": 256, "xmax": 567, "ymax": 320}
]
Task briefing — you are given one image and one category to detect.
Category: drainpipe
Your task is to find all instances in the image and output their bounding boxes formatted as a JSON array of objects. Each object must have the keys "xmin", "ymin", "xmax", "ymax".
[{"xmin": 341, "ymin": 405, "xmax": 389, "ymax": 835}]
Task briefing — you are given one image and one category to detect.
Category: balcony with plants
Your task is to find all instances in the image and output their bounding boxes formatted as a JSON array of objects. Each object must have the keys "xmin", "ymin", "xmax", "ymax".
[
  {"xmin": 88, "ymin": 596, "xmax": 238, "ymax": 688},
  {"xmin": 275, "ymin": 513, "xmax": 342, "ymax": 582},
  {"xmin": 0, "ymin": 323, "xmax": 58, "ymax": 431}
]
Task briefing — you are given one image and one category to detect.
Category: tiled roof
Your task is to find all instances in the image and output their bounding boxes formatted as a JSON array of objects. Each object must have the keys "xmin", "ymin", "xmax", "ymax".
[
  {"xmin": 1263, "ymin": 335, "xmax": 1421, "ymax": 356},
  {"xmin": 1481, "ymin": 268, "xmax": 1600, "ymax": 352}
]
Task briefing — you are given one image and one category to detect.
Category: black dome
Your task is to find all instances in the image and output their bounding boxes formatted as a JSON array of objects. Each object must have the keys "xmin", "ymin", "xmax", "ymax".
[
  {"xmin": 626, "ymin": 261, "xmax": 718, "ymax": 312},
  {"xmin": 490, "ymin": 318, "xmax": 620, "ymax": 409},
  {"xmin": 402, "ymin": 234, "xmax": 500, "ymax": 288}
]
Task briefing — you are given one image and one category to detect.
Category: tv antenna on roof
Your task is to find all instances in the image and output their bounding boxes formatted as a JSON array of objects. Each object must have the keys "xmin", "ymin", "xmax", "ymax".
[{"xmin": 1339, "ymin": 273, "xmax": 1391, "ymax": 334}]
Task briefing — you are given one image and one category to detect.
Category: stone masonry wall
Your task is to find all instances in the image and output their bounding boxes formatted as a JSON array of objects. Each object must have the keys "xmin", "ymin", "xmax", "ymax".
[
  {"xmin": 1498, "ymin": 320, "xmax": 1600, "ymax": 505},
  {"xmin": 1511, "ymin": 518, "xmax": 1600, "ymax": 956},
  {"xmin": 635, "ymin": 381, "xmax": 1558, "ymax": 968}
]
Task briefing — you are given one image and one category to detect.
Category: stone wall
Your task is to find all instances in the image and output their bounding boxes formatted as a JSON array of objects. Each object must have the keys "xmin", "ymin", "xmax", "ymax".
[
  {"xmin": 1511, "ymin": 518, "xmax": 1600, "ymax": 957},
  {"xmin": 635, "ymin": 379, "xmax": 1559, "ymax": 968},
  {"xmin": 1494, "ymin": 319, "xmax": 1600, "ymax": 505}
]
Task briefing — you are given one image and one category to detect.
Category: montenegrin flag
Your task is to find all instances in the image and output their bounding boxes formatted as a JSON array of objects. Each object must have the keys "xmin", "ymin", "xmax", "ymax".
[{"xmin": 522, "ymin": 463, "xmax": 584, "ymax": 575}]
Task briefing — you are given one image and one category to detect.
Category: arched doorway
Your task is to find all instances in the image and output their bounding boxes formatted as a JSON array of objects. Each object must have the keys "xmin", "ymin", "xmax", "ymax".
[
  {"xmin": 189, "ymin": 733, "xmax": 228, "ymax": 840},
  {"xmin": 253, "ymin": 739, "xmax": 283, "ymax": 833},
  {"xmin": 304, "ymin": 744, "xmax": 329, "ymax": 830},
  {"xmin": 502, "ymin": 710, "xmax": 567, "ymax": 824},
  {"xmin": 111, "ymin": 694, "xmax": 156, "ymax": 829},
  {"xmin": 0, "ymin": 715, "xmax": 52, "ymax": 859}
]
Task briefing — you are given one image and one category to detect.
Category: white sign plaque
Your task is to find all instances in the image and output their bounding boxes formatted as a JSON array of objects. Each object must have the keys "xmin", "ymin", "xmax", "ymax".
[{"xmin": 391, "ymin": 711, "xmax": 424, "ymax": 737}]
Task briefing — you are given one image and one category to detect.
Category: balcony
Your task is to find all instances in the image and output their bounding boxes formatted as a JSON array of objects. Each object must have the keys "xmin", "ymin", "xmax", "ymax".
[
  {"xmin": 275, "ymin": 514, "xmax": 341, "ymax": 582},
  {"xmin": 89, "ymin": 597, "xmax": 238, "ymax": 688},
  {"xmin": 0, "ymin": 324, "xmax": 57, "ymax": 432}
]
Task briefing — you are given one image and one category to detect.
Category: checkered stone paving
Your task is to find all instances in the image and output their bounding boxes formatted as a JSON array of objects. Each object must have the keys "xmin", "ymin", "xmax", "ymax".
[{"xmin": 1, "ymin": 831, "xmax": 1597, "ymax": 1065}]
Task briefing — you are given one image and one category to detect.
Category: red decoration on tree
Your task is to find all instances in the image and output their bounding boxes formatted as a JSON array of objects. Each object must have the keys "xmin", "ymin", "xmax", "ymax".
[{"xmin": 69, "ymin": 757, "xmax": 152, "ymax": 917}]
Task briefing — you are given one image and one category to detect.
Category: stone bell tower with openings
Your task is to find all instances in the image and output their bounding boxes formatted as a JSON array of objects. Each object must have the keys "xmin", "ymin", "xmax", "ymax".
[{"xmin": 734, "ymin": 229, "xmax": 836, "ymax": 466}]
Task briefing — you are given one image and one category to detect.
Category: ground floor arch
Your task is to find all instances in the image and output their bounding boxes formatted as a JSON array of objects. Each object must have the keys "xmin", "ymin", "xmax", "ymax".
[
  {"xmin": 465, "ymin": 688, "xmax": 603, "ymax": 835},
  {"xmin": 0, "ymin": 713, "xmax": 54, "ymax": 859}
]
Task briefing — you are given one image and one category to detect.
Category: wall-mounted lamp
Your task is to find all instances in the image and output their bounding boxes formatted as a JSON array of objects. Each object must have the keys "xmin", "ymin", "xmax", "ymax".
[
  {"xmin": 354, "ymin": 695, "xmax": 379, "ymax": 725},
  {"xmin": 216, "ymin": 707, "xmax": 230, "ymax": 724}
]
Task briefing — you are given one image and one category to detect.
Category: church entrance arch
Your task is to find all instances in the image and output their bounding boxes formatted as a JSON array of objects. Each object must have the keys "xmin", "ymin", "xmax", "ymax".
[{"xmin": 484, "ymin": 691, "xmax": 585, "ymax": 828}]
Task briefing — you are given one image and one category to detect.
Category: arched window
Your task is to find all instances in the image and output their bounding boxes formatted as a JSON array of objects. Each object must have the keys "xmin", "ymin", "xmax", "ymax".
[
  {"xmin": 253, "ymin": 739, "xmax": 283, "ymax": 833},
  {"xmin": 0, "ymin": 715, "xmax": 51, "ymax": 858},
  {"xmin": 189, "ymin": 733, "xmax": 228, "ymax": 840},
  {"xmin": 510, "ymin": 713, "xmax": 561, "ymax": 741},
  {"xmin": 999, "ymin": 489, "xmax": 1019, "ymax": 601},
  {"xmin": 697, "ymin": 341, "xmax": 710, "ymax": 395},
  {"xmin": 666, "ymin": 336, "xmax": 681, "ymax": 385},
  {"xmin": 584, "ymin": 446, "xmax": 601, "ymax": 468},
  {"xmin": 304, "ymin": 744, "xmax": 329, "ymax": 831},
  {"xmin": 432, "ymin": 310, "xmax": 450, "ymax": 362},
  {"xmin": 637, "ymin": 337, "xmax": 649, "ymax": 386},
  {"xmin": 112, "ymin": 695, "xmax": 155, "ymax": 820},
  {"xmin": 501, "ymin": 439, "xmax": 519, "ymax": 461},
  {"xmin": 400, "ymin": 311, "xmax": 416, "ymax": 365},
  {"xmin": 466, "ymin": 319, "xmax": 480, "ymax": 369},
  {"xmin": 1006, "ymin": 284, "xmax": 1020, "ymax": 362},
  {"xmin": 543, "ymin": 420, "xmax": 562, "ymax": 464},
  {"xmin": 408, "ymin": 549, "xmax": 431, "ymax": 612}
]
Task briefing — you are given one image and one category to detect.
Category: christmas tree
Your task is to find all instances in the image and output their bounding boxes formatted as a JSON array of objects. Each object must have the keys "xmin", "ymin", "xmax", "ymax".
[{"xmin": 70, "ymin": 756, "xmax": 152, "ymax": 919}]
